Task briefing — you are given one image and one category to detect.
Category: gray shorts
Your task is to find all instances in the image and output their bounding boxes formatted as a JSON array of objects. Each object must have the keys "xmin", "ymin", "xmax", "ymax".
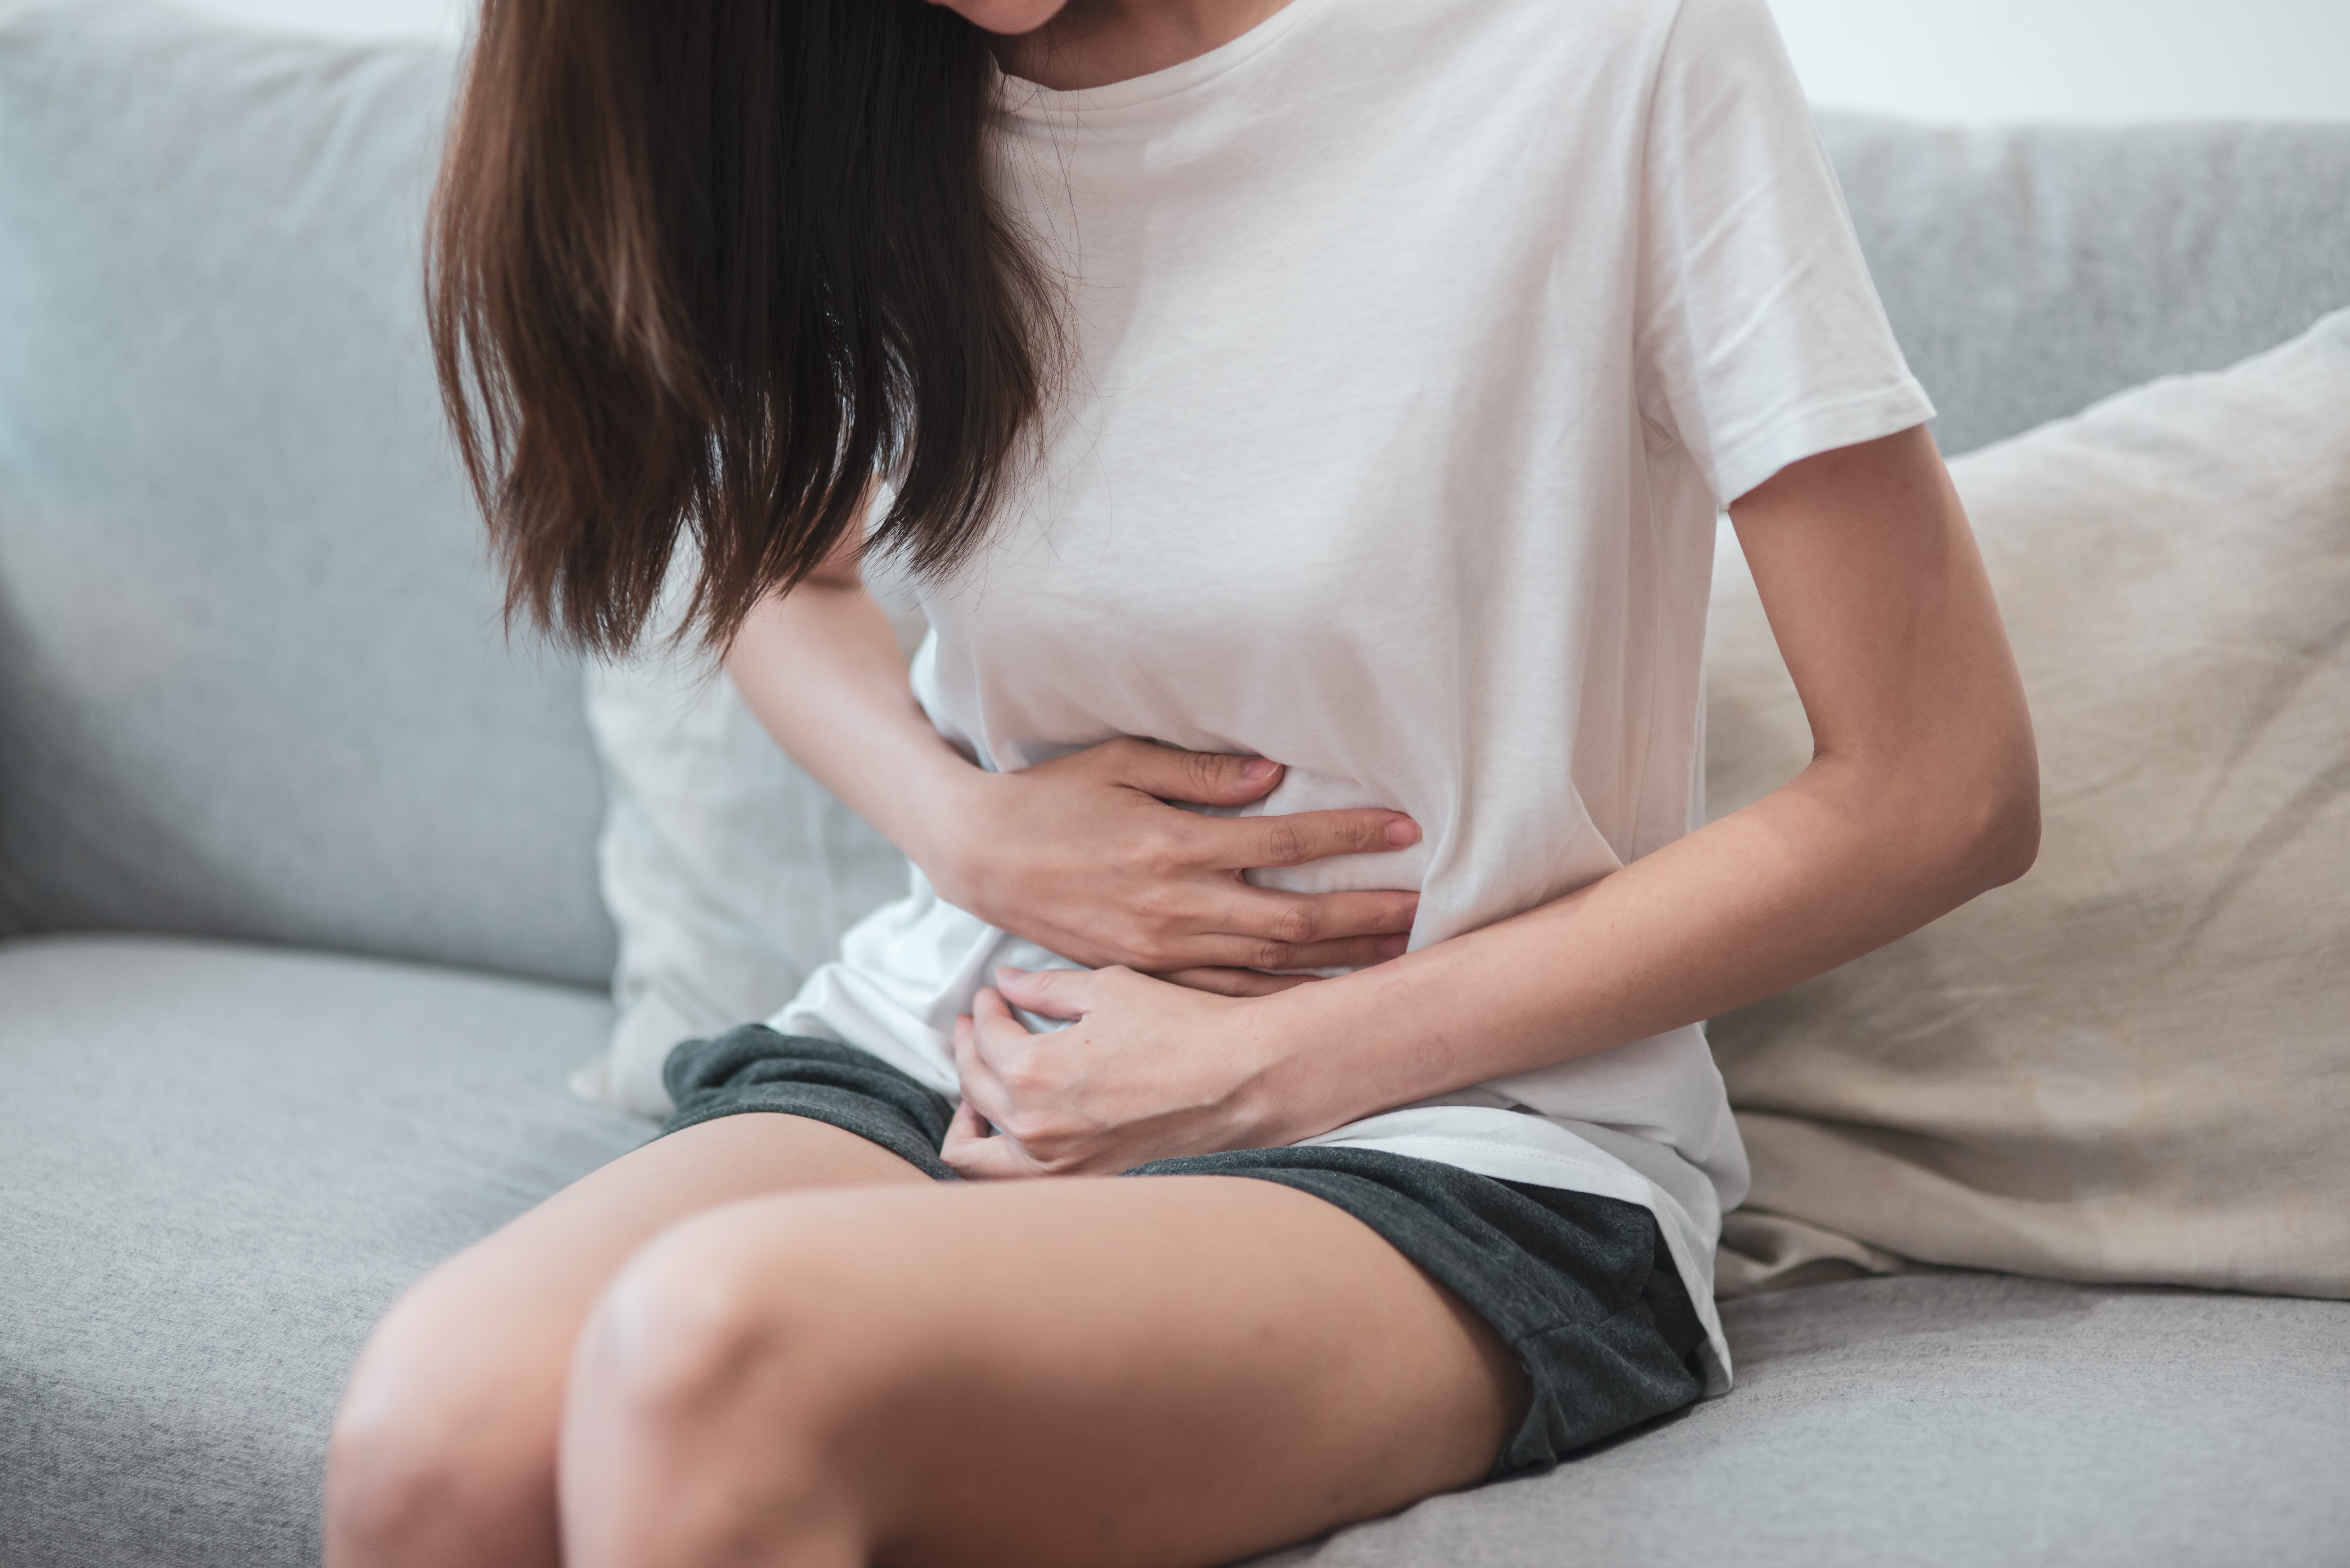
[{"xmin": 662, "ymin": 1026, "xmax": 1705, "ymax": 1478}]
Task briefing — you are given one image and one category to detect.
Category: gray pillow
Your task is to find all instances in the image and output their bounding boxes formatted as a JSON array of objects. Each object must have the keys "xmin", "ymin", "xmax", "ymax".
[{"xmin": 574, "ymin": 562, "xmax": 922, "ymax": 1116}]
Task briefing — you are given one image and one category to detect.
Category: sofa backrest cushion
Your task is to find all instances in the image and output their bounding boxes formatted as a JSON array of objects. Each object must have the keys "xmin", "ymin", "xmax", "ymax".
[
  {"xmin": 0, "ymin": 0, "xmax": 613, "ymax": 986},
  {"xmin": 0, "ymin": 0, "xmax": 2343, "ymax": 997},
  {"xmin": 1819, "ymin": 114, "xmax": 2350, "ymax": 457}
]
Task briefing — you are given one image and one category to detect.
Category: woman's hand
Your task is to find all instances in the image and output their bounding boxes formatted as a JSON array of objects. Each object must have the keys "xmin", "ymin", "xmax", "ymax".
[
  {"xmin": 942, "ymin": 967, "xmax": 1297, "ymax": 1178},
  {"xmin": 924, "ymin": 739, "xmax": 1421, "ymax": 996},
  {"xmin": 724, "ymin": 560, "xmax": 1418, "ymax": 995}
]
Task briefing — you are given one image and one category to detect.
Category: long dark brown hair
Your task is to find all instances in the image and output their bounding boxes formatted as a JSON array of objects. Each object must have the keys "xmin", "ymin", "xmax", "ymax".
[{"xmin": 428, "ymin": 0, "xmax": 1060, "ymax": 653}]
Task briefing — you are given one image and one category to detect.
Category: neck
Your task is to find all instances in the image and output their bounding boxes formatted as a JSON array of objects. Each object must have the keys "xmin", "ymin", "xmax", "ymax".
[{"xmin": 996, "ymin": 0, "xmax": 1295, "ymax": 92}]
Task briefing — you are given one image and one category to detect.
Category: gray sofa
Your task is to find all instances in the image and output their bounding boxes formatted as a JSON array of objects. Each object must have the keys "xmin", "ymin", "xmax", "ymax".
[{"xmin": 4, "ymin": 5, "xmax": 2347, "ymax": 1565}]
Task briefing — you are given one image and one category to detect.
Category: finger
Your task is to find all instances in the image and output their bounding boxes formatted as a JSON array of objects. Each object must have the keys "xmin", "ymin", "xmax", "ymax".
[
  {"xmin": 1160, "ymin": 967, "xmax": 1323, "ymax": 998},
  {"xmin": 1166, "ymin": 932, "xmax": 1416, "ymax": 974},
  {"xmin": 945, "ymin": 1095, "xmax": 991, "ymax": 1144},
  {"xmin": 991, "ymin": 965, "xmax": 1095, "ymax": 1021},
  {"xmin": 972, "ymin": 984, "xmax": 1018, "ymax": 1028},
  {"xmin": 971, "ymin": 984, "xmax": 1050, "ymax": 1050},
  {"xmin": 1175, "ymin": 884, "xmax": 1418, "ymax": 949},
  {"xmin": 951, "ymin": 1006, "xmax": 1019, "ymax": 1133},
  {"xmin": 943, "ymin": 1134, "xmax": 1027, "ymax": 1180},
  {"xmin": 946, "ymin": 1026, "xmax": 1050, "ymax": 1181},
  {"xmin": 943, "ymin": 1100, "xmax": 1036, "ymax": 1180},
  {"xmin": 1100, "ymin": 736, "xmax": 1286, "ymax": 808},
  {"xmin": 1198, "ymin": 807, "xmax": 1421, "ymax": 871}
]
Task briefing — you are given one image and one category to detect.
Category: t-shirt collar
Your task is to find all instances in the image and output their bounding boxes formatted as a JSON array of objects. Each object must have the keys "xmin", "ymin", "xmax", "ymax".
[{"xmin": 991, "ymin": 0, "xmax": 1332, "ymax": 120}]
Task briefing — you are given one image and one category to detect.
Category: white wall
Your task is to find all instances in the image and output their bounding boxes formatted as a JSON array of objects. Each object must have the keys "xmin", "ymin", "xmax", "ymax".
[
  {"xmin": 166, "ymin": 0, "xmax": 2350, "ymax": 126},
  {"xmin": 173, "ymin": 0, "xmax": 461, "ymax": 39},
  {"xmin": 1769, "ymin": 0, "xmax": 2350, "ymax": 124}
]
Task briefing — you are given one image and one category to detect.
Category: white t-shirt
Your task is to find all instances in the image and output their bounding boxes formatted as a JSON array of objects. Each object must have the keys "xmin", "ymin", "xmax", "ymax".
[{"xmin": 772, "ymin": 0, "xmax": 1933, "ymax": 1391}]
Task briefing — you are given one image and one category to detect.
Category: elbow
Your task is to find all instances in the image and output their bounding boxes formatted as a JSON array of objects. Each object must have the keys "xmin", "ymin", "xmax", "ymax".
[
  {"xmin": 1969, "ymin": 779, "xmax": 2041, "ymax": 891},
  {"xmin": 1938, "ymin": 752, "xmax": 2041, "ymax": 898},
  {"xmin": 1846, "ymin": 732, "xmax": 2039, "ymax": 907}
]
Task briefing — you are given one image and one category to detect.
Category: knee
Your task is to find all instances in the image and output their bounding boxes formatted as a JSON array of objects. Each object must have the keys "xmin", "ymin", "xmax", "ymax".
[
  {"xmin": 569, "ymin": 1207, "xmax": 904, "ymax": 1459},
  {"xmin": 324, "ymin": 1399, "xmax": 451, "ymax": 1566},
  {"xmin": 324, "ymin": 1283, "xmax": 546, "ymax": 1565}
]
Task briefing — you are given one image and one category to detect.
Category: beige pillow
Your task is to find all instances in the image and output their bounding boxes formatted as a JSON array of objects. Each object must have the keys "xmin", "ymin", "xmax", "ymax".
[{"xmin": 1706, "ymin": 308, "xmax": 2350, "ymax": 1299}]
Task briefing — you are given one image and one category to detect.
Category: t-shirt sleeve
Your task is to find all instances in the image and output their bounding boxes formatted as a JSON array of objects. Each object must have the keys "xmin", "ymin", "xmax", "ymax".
[{"xmin": 1635, "ymin": 0, "xmax": 1934, "ymax": 507}]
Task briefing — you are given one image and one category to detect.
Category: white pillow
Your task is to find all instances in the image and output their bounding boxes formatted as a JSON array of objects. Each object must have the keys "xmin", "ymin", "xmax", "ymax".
[
  {"xmin": 1706, "ymin": 309, "xmax": 2350, "ymax": 1298},
  {"xmin": 573, "ymin": 569, "xmax": 923, "ymax": 1117}
]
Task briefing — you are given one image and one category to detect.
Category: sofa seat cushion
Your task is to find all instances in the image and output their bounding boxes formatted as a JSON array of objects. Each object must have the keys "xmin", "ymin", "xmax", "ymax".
[
  {"xmin": 1267, "ymin": 1273, "xmax": 2350, "ymax": 1568},
  {"xmin": 6, "ymin": 938, "xmax": 2346, "ymax": 1568},
  {"xmin": 0, "ymin": 935, "xmax": 651, "ymax": 1568}
]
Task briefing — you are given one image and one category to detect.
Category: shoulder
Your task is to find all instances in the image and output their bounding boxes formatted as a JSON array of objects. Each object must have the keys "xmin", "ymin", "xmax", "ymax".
[{"xmin": 1651, "ymin": 0, "xmax": 1797, "ymax": 70}]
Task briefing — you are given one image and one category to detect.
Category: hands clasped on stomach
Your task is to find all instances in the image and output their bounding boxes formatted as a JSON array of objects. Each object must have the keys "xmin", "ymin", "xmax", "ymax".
[{"xmin": 921, "ymin": 736, "xmax": 1422, "ymax": 1180}]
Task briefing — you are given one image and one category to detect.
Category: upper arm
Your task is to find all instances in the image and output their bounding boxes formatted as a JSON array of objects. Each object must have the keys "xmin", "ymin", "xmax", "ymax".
[
  {"xmin": 725, "ymin": 502, "xmax": 869, "ymax": 671},
  {"xmin": 801, "ymin": 517, "xmax": 866, "ymax": 592},
  {"xmin": 1726, "ymin": 425, "xmax": 2040, "ymax": 881}
]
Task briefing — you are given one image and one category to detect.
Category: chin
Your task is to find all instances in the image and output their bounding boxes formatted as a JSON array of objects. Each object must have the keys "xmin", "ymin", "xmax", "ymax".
[{"xmin": 931, "ymin": 0, "xmax": 1070, "ymax": 38}]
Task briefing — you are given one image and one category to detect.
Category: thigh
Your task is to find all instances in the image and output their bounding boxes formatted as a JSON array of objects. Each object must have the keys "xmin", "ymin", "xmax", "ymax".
[
  {"xmin": 572, "ymin": 1173, "xmax": 1530, "ymax": 1568},
  {"xmin": 352, "ymin": 1111, "xmax": 929, "ymax": 1399},
  {"xmin": 328, "ymin": 1114, "xmax": 929, "ymax": 1563},
  {"xmin": 426, "ymin": 1108, "xmax": 925, "ymax": 1304}
]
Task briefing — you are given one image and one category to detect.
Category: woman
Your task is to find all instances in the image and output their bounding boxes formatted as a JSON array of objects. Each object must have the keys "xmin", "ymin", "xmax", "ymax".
[{"xmin": 327, "ymin": 0, "xmax": 2038, "ymax": 1564}]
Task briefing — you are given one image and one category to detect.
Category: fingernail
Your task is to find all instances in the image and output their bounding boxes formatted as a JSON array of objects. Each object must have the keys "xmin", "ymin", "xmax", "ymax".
[
  {"xmin": 1242, "ymin": 757, "xmax": 1278, "ymax": 780},
  {"xmin": 1377, "ymin": 934, "xmax": 1409, "ymax": 960},
  {"xmin": 1384, "ymin": 818, "xmax": 1421, "ymax": 848},
  {"xmin": 995, "ymin": 966, "xmax": 1028, "ymax": 982}
]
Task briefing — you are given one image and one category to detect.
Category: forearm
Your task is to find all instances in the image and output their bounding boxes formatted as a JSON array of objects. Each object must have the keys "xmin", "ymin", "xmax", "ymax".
[
  {"xmin": 957, "ymin": 734, "xmax": 2039, "ymax": 1181},
  {"xmin": 1246, "ymin": 755, "xmax": 2033, "ymax": 1139},
  {"xmin": 724, "ymin": 581, "xmax": 977, "ymax": 872}
]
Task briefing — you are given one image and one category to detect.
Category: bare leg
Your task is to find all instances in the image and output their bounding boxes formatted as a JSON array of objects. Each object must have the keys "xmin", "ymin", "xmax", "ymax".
[
  {"xmin": 558, "ymin": 1175, "xmax": 1529, "ymax": 1568},
  {"xmin": 324, "ymin": 1114, "xmax": 929, "ymax": 1568}
]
